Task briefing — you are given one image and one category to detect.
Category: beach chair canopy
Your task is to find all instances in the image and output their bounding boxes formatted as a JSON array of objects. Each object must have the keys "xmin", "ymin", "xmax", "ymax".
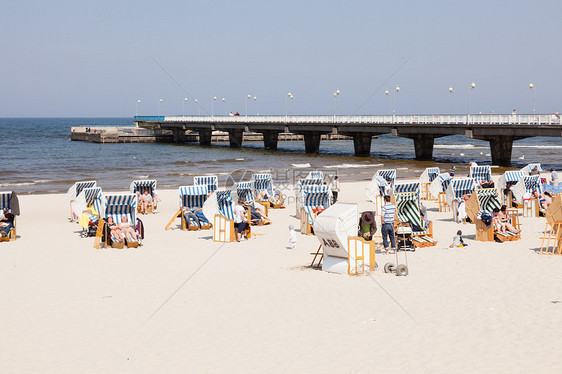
[
  {"xmin": 202, "ymin": 189, "xmax": 237, "ymax": 222},
  {"xmin": 236, "ymin": 181, "xmax": 254, "ymax": 203},
  {"xmin": 302, "ymin": 185, "xmax": 332, "ymax": 224},
  {"xmin": 374, "ymin": 169, "xmax": 396, "ymax": 186},
  {"xmin": 306, "ymin": 171, "xmax": 324, "ymax": 180},
  {"xmin": 476, "ymin": 188, "xmax": 502, "ymax": 212},
  {"xmin": 394, "ymin": 192, "xmax": 426, "ymax": 235},
  {"xmin": 520, "ymin": 163, "xmax": 542, "ymax": 175},
  {"xmin": 429, "ymin": 173, "xmax": 452, "ymax": 200},
  {"xmin": 194, "ymin": 175, "xmax": 218, "ymax": 193},
  {"xmin": 366, "ymin": 176, "xmax": 390, "ymax": 204},
  {"xmin": 295, "ymin": 177, "xmax": 323, "ymax": 211},
  {"xmin": 420, "ymin": 167, "xmax": 440, "ymax": 184},
  {"xmin": 394, "ymin": 182, "xmax": 420, "ymax": 195},
  {"xmin": 104, "ymin": 193, "xmax": 137, "ymax": 224},
  {"xmin": 0, "ymin": 191, "xmax": 19, "ymax": 216},
  {"xmin": 72, "ymin": 187, "xmax": 105, "ymax": 219},
  {"xmin": 179, "ymin": 185, "xmax": 209, "ymax": 209},
  {"xmin": 314, "ymin": 203, "xmax": 358, "ymax": 259},
  {"xmin": 67, "ymin": 181, "xmax": 97, "ymax": 200},
  {"xmin": 445, "ymin": 178, "xmax": 477, "ymax": 207},
  {"xmin": 511, "ymin": 175, "xmax": 542, "ymax": 204},
  {"xmin": 469, "ymin": 166, "xmax": 492, "ymax": 184},
  {"xmin": 497, "ymin": 171, "xmax": 524, "ymax": 191},
  {"xmin": 251, "ymin": 173, "xmax": 273, "ymax": 197},
  {"xmin": 130, "ymin": 179, "xmax": 157, "ymax": 196}
]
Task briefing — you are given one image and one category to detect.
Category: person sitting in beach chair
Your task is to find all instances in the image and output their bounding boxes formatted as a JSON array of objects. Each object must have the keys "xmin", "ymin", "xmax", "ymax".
[
  {"xmin": 0, "ymin": 208, "xmax": 15, "ymax": 238},
  {"xmin": 118, "ymin": 216, "xmax": 139, "ymax": 243},
  {"xmin": 234, "ymin": 198, "xmax": 250, "ymax": 241},
  {"xmin": 106, "ymin": 216, "xmax": 125, "ymax": 244},
  {"xmin": 181, "ymin": 206, "xmax": 210, "ymax": 230},
  {"xmin": 139, "ymin": 189, "xmax": 153, "ymax": 214},
  {"xmin": 498, "ymin": 205, "xmax": 521, "ymax": 234},
  {"xmin": 532, "ymin": 190, "xmax": 551, "ymax": 210},
  {"xmin": 312, "ymin": 205, "xmax": 325, "ymax": 218}
]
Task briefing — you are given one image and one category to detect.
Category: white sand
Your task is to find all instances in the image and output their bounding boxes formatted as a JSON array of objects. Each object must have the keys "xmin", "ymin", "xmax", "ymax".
[{"xmin": 1, "ymin": 181, "xmax": 561, "ymax": 373}]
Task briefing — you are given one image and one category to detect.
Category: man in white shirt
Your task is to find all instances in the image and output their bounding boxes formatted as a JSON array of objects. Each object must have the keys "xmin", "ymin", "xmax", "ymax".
[
  {"xmin": 551, "ymin": 169, "xmax": 559, "ymax": 186},
  {"xmin": 330, "ymin": 175, "xmax": 340, "ymax": 203},
  {"xmin": 234, "ymin": 199, "xmax": 249, "ymax": 241}
]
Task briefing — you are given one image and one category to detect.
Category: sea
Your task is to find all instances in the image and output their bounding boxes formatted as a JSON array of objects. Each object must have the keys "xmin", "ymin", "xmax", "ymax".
[{"xmin": 1, "ymin": 118, "xmax": 561, "ymax": 195}]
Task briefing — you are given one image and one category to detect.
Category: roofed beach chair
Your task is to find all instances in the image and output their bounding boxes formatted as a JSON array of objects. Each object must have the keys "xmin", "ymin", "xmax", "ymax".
[
  {"xmin": 512, "ymin": 175, "xmax": 543, "ymax": 217},
  {"xmin": 236, "ymin": 180, "xmax": 269, "ymax": 224},
  {"xmin": 0, "ymin": 191, "xmax": 19, "ymax": 242},
  {"xmin": 446, "ymin": 178, "xmax": 477, "ymax": 222},
  {"xmin": 393, "ymin": 181, "xmax": 420, "ymax": 195},
  {"xmin": 203, "ymin": 189, "xmax": 250, "ymax": 242},
  {"xmin": 391, "ymin": 191, "xmax": 437, "ymax": 247},
  {"xmin": 540, "ymin": 194, "xmax": 562, "ymax": 255},
  {"xmin": 376, "ymin": 169, "xmax": 397, "ymax": 190},
  {"xmin": 68, "ymin": 180, "xmax": 97, "ymax": 221},
  {"xmin": 497, "ymin": 170, "xmax": 524, "ymax": 207},
  {"xmin": 295, "ymin": 177, "xmax": 323, "ymax": 219},
  {"xmin": 465, "ymin": 188, "xmax": 520, "ymax": 242},
  {"xmin": 429, "ymin": 173, "xmax": 452, "ymax": 212},
  {"xmin": 366, "ymin": 176, "xmax": 391, "ymax": 216},
  {"xmin": 165, "ymin": 185, "xmax": 211, "ymax": 231},
  {"xmin": 469, "ymin": 165, "xmax": 492, "ymax": 186},
  {"xmin": 73, "ymin": 187, "xmax": 105, "ymax": 237},
  {"xmin": 95, "ymin": 193, "xmax": 142, "ymax": 249},
  {"xmin": 252, "ymin": 173, "xmax": 284, "ymax": 209},
  {"xmin": 420, "ymin": 167, "xmax": 440, "ymax": 200},
  {"xmin": 306, "ymin": 170, "xmax": 324, "ymax": 180},
  {"xmin": 300, "ymin": 184, "xmax": 332, "ymax": 235},
  {"xmin": 194, "ymin": 175, "xmax": 218, "ymax": 194},
  {"xmin": 520, "ymin": 163, "xmax": 542, "ymax": 175},
  {"xmin": 130, "ymin": 179, "xmax": 157, "ymax": 214}
]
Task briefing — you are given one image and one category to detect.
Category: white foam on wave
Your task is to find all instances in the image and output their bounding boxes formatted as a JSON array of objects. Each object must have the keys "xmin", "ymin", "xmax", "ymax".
[
  {"xmin": 33, "ymin": 179, "xmax": 54, "ymax": 184},
  {"xmin": 396, "ymin": 167, "xmax": 409, "ymax": 170},
  {"xmin": 235, "ymin": 158, "xmax": 244, "ymax": 161},
  {"xmin": 0, "ymin": 182, "xmax": 35, "ymax": 187},
  {"xmin": 136, "ymin": 175, "xmax": 150, "ymax": 179},
  {"xmin": 323, "ymin": 164, "xmax": 374, "ymax": 169},
  {"xmin": 292, "ymin": 163, "xmax": 311, "ymax": 168},
  {"xmin": 435, "ymin": 144, "xmax": 487, "ymax": 149},
  {"xmin": 513, "ymin": 145, "xmax": 562, "ymax": 149}
]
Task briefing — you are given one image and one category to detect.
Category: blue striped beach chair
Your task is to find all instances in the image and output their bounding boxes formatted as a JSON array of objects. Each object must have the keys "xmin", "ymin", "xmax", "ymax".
[
  {"xmin": 194, "ymin": 175, "xmax": 218, "ymax": 193},
  {"xmin": 512, "ymin": 175, "xmax": 544, "ymax": 217},
  {"xmin": 520, "ymin": 163, "xmax": 542, "ymax": 175},
  {"xmin": 306, "ymin": 171, "xmax": 324, "ymax": 180},
  {"xmin": 164, "ymin": 185, "xmax": 212, "ymax": 231},
  {"xmin": 392, "ymin": 191, "xmax": 437, "ymax": 247},
  {"xmin": 469, "ymin": 165, "xmax": 492, "ymax": 185},
  {"xmin": 295, "ymin": 177, "xmax": 323, "ymax": 218},
  {"xmin": 393, "ymin": 182, "xmax": 420, "ymax": 195},
  {"xmin": 236, "ymin": 181, "xmax": 255, "ymax": 203},
  {"xmin": 207, "ymin": 189, "xmax": 246, "ymax": 242},
  {"xmin": 375, "ymin": 169, "xmax": 396, "ymax": 189},
  {"xmin": 98, "ymin": 193, "xmax": 141, "ymax": 248},
  {"xmin": 446, "ymin": 178, "xmax": 477, "ymax": 222},
  {"xmin": 0, "ymin": 191, "xmax": 19, "ymax": 242},
  {"xmin": 497, "ymin": 171, "xmax": 524, "ymax": 206},
  {"xmin": 130, "ymin": 179, "xmax": 157, "ymax": 214},
  {"xmin": 465, "ymin": 188, "xmax": 520, "ymax": 242},
  {"xmin": 429, "ymin": 173, "xmax": 452, "ymax": 201},
  {"xmin": 67, "ymin": 181, "xmax": 97, "ymax": 220},
  {"xmin": 72, "ymin": 187, "xmax": 105, "ymax": 225},
  {"xmin": 252, "ymin": 173, "xmax": 284, "ymax": 209},
  {"xmin": 300, "ymin": 185, "xmax": 332, "ymax": 235},
  {"xmin": 420, "ymin": 167, "xmax": 440, "ymax": 200},
  {"xmin": 366, "ymin": 174, "xmax": 393, "ymax": 216}
]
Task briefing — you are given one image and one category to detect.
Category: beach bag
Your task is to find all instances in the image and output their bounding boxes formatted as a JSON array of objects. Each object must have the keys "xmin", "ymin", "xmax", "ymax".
[{"xmin": 136, "ymin": 218, "xmax": 145, "ymax": 239}]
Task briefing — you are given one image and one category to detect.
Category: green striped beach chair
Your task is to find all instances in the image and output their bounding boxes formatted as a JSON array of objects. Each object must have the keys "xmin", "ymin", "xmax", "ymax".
[{"xmin": 392, "ymin": 191, "xmax": 437, "ymax": 247}]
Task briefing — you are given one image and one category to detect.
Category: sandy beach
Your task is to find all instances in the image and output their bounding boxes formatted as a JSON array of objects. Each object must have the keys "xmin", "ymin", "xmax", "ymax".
[{"xmin": 1, "ymin": 180, "xmax": 561, "ymax": 373}]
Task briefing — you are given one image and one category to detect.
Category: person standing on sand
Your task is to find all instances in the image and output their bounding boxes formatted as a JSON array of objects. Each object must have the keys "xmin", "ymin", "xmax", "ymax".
[
  {"xmin": 551, "ymin": 168, "xmax": 559, "ymax": 186},
  {"xmin": 330, "ymin": 175, "xmax": 340, "ymax": 203},
  {"xmin": 381, "ymin": 195, "xmax": 396, "ymax": 254},
  {"xmin": 234, "ymin": 198, "xmax": 249, "ymax": 241}
]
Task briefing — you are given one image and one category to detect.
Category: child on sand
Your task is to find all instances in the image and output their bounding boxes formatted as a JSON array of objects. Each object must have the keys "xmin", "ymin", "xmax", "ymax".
[
  {"xmin": 449, "ymin": 230, "xmax": 468, "ymax": 248},
  {"xmin": 288, "ymin": 224, "xmax": 297, "ymax": 249}
]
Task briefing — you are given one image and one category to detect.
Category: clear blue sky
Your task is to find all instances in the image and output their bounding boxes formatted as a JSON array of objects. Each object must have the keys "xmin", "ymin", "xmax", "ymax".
[{"xmin": 1, "ymin": 0, "xmax": 560, "ymax": 117}]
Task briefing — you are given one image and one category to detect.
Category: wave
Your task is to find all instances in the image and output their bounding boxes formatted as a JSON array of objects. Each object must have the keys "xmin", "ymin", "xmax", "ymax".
[
  {"xmin": 33, "ymin": 179, "xmax": 55, "ymax": 184},
  {"xmin": 0, "ymin": 182, "xmax": 36, "ymax": 187},
  {"xmin": 323, "ymin": 164, "xmax": 375, "ymax": 169},
  {"xmin": 513, "ymin": 145, "xmax": 562, "ymax": 149},
  {"xmin": 434, "ymin": 144, "xmax": 487, "ymax": 149},
  {"xmin": 292, "ymin": 163, "xmax": 311, "ymax": 168}
]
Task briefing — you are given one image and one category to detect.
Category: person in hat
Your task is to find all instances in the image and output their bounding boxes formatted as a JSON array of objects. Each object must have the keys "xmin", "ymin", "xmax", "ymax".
[{"xmin": 358, "ymin": 211, "xmax": 377, "ymax": 241}]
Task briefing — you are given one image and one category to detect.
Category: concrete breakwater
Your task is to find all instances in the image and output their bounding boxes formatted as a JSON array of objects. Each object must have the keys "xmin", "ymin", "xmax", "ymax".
[{"xmin": 70, "ymin": 126, "xmax": 351, "ymax": 143}]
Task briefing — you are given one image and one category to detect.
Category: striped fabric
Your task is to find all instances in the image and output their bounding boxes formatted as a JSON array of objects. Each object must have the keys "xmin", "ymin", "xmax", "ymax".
[
  {"xmin": 236, "ymin": 181, "xmax": 255, "ymax": 203},
  {"xmin": 69, "ymin": 181, "xmax": 97, "ymax": 199},
  {"xmin": 216, "ymin": 190, "xmax": 235, "ymax": 220},
  {"xmin": 498, "ymin": 170, "xmax": 524, "ymax": 192},
  {"xmin": 520, "ymin": 163, "xmax": 542, "ymax": 175},
  {"xmin": 469, "ymin": 166, "xmax": 492, "ymax": 184},
  {"xmin": 302, "ymin": 185, "xmax": 332, "ymax": 224},
  {"xmin": 477, "ymin": 188, "xmax": 502, "ymax": 212},
  {"xmin": 394, "ymin": 182, "xmax": 420, "ymax": 195},
  {"xmin": 194, "ymin": 176, "xmax": 218, "ymax": 193},
  {"xmin": 374, "ymin": 176, "xmax": 389, "ymax": 196},
  {"xmin": 375, "ymin": 169, "xmax": 396, "ymax": 186},
  {"xmin": 542, "ymin": 183, "xmax": 562, "ymax": 196},
  {"xmin": 252, "ymin": 173, "xmax": 273, "ymax": 197},
  {"xmin": 429, "ymin": 173, "xmax": 452, "ymax": 199},
  {"xmin": 306, "ymin": 171, "xmax": 324, "ymax": 179},
  {"xmin": 394, "ymin": 192, "xmax": 424, "ymax": 231},
  {"xmin": 179, "ymin": 185, "xmax": 209, "ymax": 209},
  {"xmin": 420, "ymin": 167, "xmax": 440, "ymax": 184},
  {"xmin": 523, "ymin": 175, "xmax": 542, "ymax": 194},
  {"xmin": 104, "ymin": 193, "xmax": 138, "ymax": 224},
  {"xmin": 130, "ymin": 180, "xmax": 157, "ymax": 195},
  {"xmin": 0, "ymin": 191, "xmax": 12, "ymax": 211},
  {"xmin": 446, "ymin": 178, "xmax": 476, "ymax": 207},
  {"xmin": 83, "ymin": 187, "xmax": 104, "ymax": 216}
]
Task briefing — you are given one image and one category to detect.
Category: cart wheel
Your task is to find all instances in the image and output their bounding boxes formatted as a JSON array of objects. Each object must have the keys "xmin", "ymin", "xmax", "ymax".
[
  {"xmin": 395, "ymin": 264, "xmax": 409, "ymax": 276},
  {"xmin": 384, "ymin": 262, "xmax": 396, "ymax": 273}
]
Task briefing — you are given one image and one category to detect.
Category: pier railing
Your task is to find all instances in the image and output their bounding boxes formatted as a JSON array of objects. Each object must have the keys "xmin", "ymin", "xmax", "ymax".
[{"xmin": 135, "ymin": 113, "xmax": 561, "ymax": 126}]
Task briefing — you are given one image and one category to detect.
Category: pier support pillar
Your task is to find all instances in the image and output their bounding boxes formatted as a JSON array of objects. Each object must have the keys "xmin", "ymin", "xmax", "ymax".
[
  {"xmin": 199, "ymin": 129, "xmax": 212, "ymax": 146},
  {"xmin": 172, "ymin": 128, "xmax": 185, "ymax": 143},
  {"xmin": 303, "ymin": 132, "xmax": 322, "ymax": 153},
  {"xmin": 351, "ymin": 133, "xmax": 373, "ymax": 156},
  {"xmin": 262, "ymin": 131, "xmax": 280, "ymax": 150},
  {"xmin": 473, "ymin": 135, "xmax": 521, "ymax": 166},
  {"xmin": 228, "ymin": 129, "xmax": 244, "ymax": 148},
  {"xmin": 412, "ymin": 134, "xmax": 435, "ymax": 161}
]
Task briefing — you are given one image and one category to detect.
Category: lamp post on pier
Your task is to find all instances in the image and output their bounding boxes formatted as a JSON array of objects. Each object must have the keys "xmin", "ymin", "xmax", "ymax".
[
  {"xmin": 449, "ymin": 87, "xmax": 455, "ymax": 114},
  {"xmin": 529, "ymin": 83, "xmax": 536, "ymax": 113},
  {"xmin": 467, "ymin": 82, "xmax": 476, "ymax": 115},
  {"xmin": 136, "ymin": 99, "xmax": 140, "ymax": 116},
  {"xmin": 394, "ymin": 86, "xmax": 400, "ymax": 115},
  {"xmin": 246, "ymin": 94, "xmax": 251, "ymax": 118},
  {"xmin": 385, "ymin": 90, "xmax": 391, "ymax": 115},
  {"xmin": 221, "ymin": 98, "xmax": 226, "ymax": 115},
  {"xmin": 194, "ymin": 99, "xmax": 200, "ymax": 115},
  {"xmin": 158, "ymin": 99, "xmax": 163, "ymax": 116},
  {"xmin": 183, "ymin": 97, "xmax": 188, "ymax": 115},
  {"xmin": 285, "ymin": 92, "xmax": 294, "ymax": 122},
  {"xmin": 253, "ymin": 96, "xmax": 258, "ymax": 115},
  {"xmin": 212, "ymin": 96, "xmax": 217, "ymax": 117},
  {"xmin": 333, "ymin": 89, "xmax": 341, "ymax": 121}
]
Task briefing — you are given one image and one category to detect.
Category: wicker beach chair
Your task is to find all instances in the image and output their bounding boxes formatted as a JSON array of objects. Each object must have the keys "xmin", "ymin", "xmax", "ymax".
[
  {"xmin": 469, "ymin": 165, "xmax": 492, "ymax": 186},
  {"xmin": 446, "ymin": 178, "xmax": 477, "ymax": 222},
  {"xmin": 393, "ymin": 181, "xmax": 420, "ymax": 195},
  {"xmin": 520, "ymin": 163, "xmax": 542, "ymax": 175},
  {"xmin": 497, "ymin": 171, "xmax": 524, "ymax": 207},
  {"xmin": 252, "ymin": 173, "xmax": 284, "ymax": 209},
  {"xmin": 203, "ymin": 189, "xmax": 250, "ymax": 242},
  {"xmin": 420, "ymin": 167, "xmax": 440, "ymax": 200},
  {"xmin": 130, "ymin": 179, "xmax": 157, "ymax": 214},
  {"xmin": 300, "ymin": 184, "xmax": 332, "ymax": 235},
  {"xmin": 391, "ymin": 191, "xmax": 437, "ymax": 247},
  {"xmin": 429, "ymin": 173, "xmax": 452, "ymax": 212},
  {"xmin": 165, "ymin": 185, "xmax": 212, "ymax": 231},
  {"xmin": 95, "ymin": 193, "xmax": 141, "ymax": 249},
  {"xmin": 512, "ymin": 175, "xmax": 543, "ymax": 217},
  {"xmin": 540, "ymin": 195, "xmax": 562, "ymax": 255},
  {"xmin": 68, "ymin": 180, "xmax": 97, "ymax": 221},
  {"xmin": 194, "ymin": 175, "xmax": 218, "ymax": 194},
  {"xmin": 295, "ymin": 177, "xmax": 323, "ymax": 219},
  {"xmin": 0, "ymin": 191, "xmax": 19, "ymax": 242}
]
